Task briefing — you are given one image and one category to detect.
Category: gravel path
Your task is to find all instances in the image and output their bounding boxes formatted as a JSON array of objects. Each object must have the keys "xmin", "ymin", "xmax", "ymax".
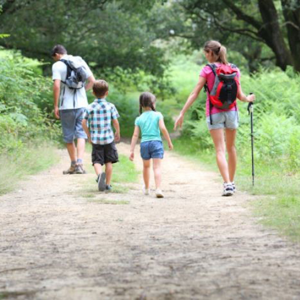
[{"xmin": 0, "ymin": 142, "xmax": 300, "ymax": 300}]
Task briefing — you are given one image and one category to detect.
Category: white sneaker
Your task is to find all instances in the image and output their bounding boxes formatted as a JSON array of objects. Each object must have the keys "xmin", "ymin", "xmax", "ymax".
[
  {"xmin": 143, "ymin": 186, "xmax": 150, "ymax": 195},
  {"xmin": 231, "ymin": 182, "xmax": 236, "ymax": 193},
  {"xmin": 222, "ymin": 183, "xmax": 234, "ymax": 197},
  {"xmin": 155, "ymin": 189, "xmax": 164, "ymax": 198}
]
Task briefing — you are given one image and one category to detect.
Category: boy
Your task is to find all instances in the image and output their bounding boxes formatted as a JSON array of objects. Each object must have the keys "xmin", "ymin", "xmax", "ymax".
[{"xmin": 82, "ymin": 80, "xmax": 120, "ymax": 191}]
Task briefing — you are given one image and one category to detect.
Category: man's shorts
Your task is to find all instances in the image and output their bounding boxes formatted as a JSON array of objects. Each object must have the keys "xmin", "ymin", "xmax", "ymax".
[
  {"xmin": 140, "ymin": 140, "xmax": 164, "ymax": 160},
  {"xmin": 92, "ymin": 142, "xmax": 119, "ymax": 166},
  {"xmin": 206, "ymin": 111, "xmax": 239, "ymax": 130},
  {"xmin": 60, "ymin": 108, "xmax": 87, "ymax": 143}
]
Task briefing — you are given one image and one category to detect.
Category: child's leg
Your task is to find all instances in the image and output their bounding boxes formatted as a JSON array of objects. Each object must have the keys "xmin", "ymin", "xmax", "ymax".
[
  {"xmin": 143, "ymin": 159, "xmax": 151, "ymax": 189},
  {"xmin": 105, "ymin": 162, "xmax": 113, "ymax": 185},
  {"xmin": 152, "ymin": 158, "xmax": 162, "ymax": 190},
  {"xmin": 94, "ymin": 163, "xmax": 102, "ymax": 176}
]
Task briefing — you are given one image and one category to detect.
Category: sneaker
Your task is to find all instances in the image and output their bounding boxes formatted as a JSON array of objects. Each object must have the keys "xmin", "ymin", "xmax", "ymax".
[
  {"xmin": 143, "ymin": 186, "xmax": 150, "ymax": 195},
  {"xmin": 75, "ymin": 164, "xmax": 86, "ymax": 174},
  {"xmin": 232, "ymin": 182, "xmax": 236, "ymax": 193},
  {"xmin": 222, "ymin": 183, "xmax": 234, "ymax": 197},
  {"xmin": 63, "ymin": 165, "xmax": 76, "ymax": 175},
  {"xmin": 97, "ymin": 172, "xmax": 106, "ymax": 191},
  {"xmin": 155, "ymin": 189, "xmax": 164, "ymax": 198},
  {"xmin": 105, "ymin": 185, "xmax": 112, "ymax": 192}
]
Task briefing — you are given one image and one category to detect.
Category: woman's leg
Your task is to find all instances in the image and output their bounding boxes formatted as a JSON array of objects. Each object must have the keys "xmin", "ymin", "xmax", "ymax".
[
  {"xmin": 210, "ymin": 128, "xmax": 230, "ymax": 183},
  {"xmin": 225, "ymin": 129, "xmax": 237, "ymax": 182},
  {"xmin": 152, "ymin": 158, "xmax": 162, "ymax": 190},
  {"xmin": 143, "ymin": 159, "xmax": 151, "ymax": 189}
]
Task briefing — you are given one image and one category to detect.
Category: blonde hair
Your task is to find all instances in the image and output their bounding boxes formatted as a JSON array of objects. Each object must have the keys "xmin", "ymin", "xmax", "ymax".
[{"xmin": 204, "ymin": 40, "xmax": 228, "ymax": 64}]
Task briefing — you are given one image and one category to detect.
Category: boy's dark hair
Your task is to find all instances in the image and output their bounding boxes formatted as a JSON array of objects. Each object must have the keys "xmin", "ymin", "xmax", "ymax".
[
  {"xmin": 139, "ymin": 92, "xmax": 156, "ymax": 114},
  {"xmin": 93, "ymin": 80, "xmax": 109, "ymax": 98},
  {"xmin": 51, "ymin": 44, "xmax": 67, "ymax": 57}
]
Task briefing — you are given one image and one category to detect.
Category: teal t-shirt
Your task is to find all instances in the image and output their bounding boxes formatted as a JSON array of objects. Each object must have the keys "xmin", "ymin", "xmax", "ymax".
[{"xmin": 135, "ymin": 111, "xmax": 163, "ymax": 143}]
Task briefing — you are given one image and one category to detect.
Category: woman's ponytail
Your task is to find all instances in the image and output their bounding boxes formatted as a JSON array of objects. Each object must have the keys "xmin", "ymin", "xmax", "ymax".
[
  {"xmin": 204, "ymin": 40, "xmax": 228, "ymax": 65},
  {"xmin": 218, "ymin": 46, "xmax": 228, "ymax": 64}
]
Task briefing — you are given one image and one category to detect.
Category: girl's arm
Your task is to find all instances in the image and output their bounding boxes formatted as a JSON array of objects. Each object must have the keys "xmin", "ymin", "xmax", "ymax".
[
  {"xmin": 82, "ymin": 119, "xmax": 91, "ymax": 143},
  {"xmin": 237, "ymin": 85, "xmax": 255, "ymax": 102},
  {"xmin": 159, "ymin": 118, "xmax": 173, "ymax": 150},
  {"xmin": 174, "ymin": 76, "xmax": 206, "ymax": 130},
  {"xmin": 129, "ymin": 126, "xmax": 140, "ymax": 161}
]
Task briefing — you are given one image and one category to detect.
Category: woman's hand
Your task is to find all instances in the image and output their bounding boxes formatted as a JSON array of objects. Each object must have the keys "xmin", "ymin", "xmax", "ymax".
[
  {"xmin": 247, "ymin": 93, "xmax": 255, "ymax": 103},
  {"xmin": 174, "ymin": 113, "xmax": 184, "ymax": 130}
]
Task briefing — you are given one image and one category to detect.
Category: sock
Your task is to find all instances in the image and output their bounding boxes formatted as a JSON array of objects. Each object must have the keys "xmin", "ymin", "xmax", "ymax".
[
  {"xmin": 71, "ymin": 160, "xmax": 76, "ymax": 166},
  {"xmin": 77, "ymin": 158, "xmax": 83, "ymax": 165}
]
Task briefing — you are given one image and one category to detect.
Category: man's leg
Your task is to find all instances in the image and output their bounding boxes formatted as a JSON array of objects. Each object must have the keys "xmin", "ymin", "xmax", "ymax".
[
  {"xmin": 76, "ymin": 138, "xmax": 85, "ymax": 162},
  {"xmin": 66, "ymin": 142, "xmax": 76, "ymax": 162}
]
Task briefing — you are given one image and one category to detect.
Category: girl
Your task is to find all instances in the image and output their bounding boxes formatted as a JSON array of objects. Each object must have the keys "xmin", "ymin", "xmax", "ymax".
[
  {"xmin": 129, "ymin": 92, "xmax": 173, "ymax": 198},
  {"xmin": 174, "ymin": 40, "xmax": 255, "ymax": 196}
]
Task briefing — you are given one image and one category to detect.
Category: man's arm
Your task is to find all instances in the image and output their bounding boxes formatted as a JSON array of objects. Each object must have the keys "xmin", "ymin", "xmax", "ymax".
[
  {"xmin": 82, "ymin": 119, "xmax": 91, "ymax": 143},
  {"xmin": 112, "ymin": 119, "xmax": 120, "ymax": 142},
  {"xmin": 53, "ymin": 79, "xmax": 61, "ymax": 119},
  {"xmin": 85, "ymin": 74, "xmax": 95, "ymax": 91},
  {"xmin": 159, "ymin": 118, "xmax": 173, "ymax": 150}
]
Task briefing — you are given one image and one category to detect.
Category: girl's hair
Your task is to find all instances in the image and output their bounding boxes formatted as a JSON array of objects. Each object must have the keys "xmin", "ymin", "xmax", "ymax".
[
  {"xmin": 139, "ymin": 92, "xmax": 156, "ymax": 114},
  {"xmin": 204, "ymin": 40, "xmax": 228, "ymax": 64}
]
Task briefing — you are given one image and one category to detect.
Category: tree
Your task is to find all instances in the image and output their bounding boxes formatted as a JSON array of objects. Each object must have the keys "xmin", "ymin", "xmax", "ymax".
[
  {"xmin": 0, "ymin": 0, "xmax": 167, "ymax": 77},
  {"xmin": 168, "ymin": 0, "xmax": 300, "ymax": 72}
]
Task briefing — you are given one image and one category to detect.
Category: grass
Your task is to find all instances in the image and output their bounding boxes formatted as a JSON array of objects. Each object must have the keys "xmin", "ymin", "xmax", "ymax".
[
  {"xmin": 88, "ymin": 198, "xmax": 130, "ymax": 205},
  {"xmin": 75, "ymin": 153, "xmax": 138, "ymax": 200},
  {"xmin": 0, "ymin": 142, "xmax": 59, "ymax": 195},
  {"xmin": 173, "ymin": 136, "xmax": 300, "ymax": 242}
]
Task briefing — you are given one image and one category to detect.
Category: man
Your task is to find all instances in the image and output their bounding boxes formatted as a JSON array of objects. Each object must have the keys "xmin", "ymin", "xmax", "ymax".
[{"xmin": 52, "ymin": 44, "xmax": 95, "ymax": 174}]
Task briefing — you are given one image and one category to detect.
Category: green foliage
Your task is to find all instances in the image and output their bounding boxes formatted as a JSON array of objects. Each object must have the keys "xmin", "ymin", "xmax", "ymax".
[
  {"xmin": 0, "ymin": 0, "xmax": 168, "ymax": 77},
  {"xmin": 0, "ymin": 49, "xmax": 59, "ymax": 153}
]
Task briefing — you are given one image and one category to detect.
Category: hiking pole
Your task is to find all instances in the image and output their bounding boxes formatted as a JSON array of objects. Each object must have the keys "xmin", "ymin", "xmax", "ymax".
[{"xmin": 247, "ymin": 96, "xmax": 254, "ymax": 186}]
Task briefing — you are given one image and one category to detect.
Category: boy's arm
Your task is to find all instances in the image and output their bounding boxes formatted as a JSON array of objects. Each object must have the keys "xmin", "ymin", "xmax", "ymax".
[
  {"xmin": 82, "ymin": 119, "xmax": 91, "ymax": 143},
  {"xmin": 112, "ymin": 119, "xmax": 120, "ymax": 142},
  {"xmin": 159, "ymin": 118, "xmax": 173, "ymax": 150},
  {"xmin": 129, "ymin": 126, "xmax": 140, "ymax": 161}
]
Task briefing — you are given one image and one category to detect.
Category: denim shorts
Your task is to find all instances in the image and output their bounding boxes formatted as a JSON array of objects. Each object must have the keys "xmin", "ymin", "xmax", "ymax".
[
  {"xmin": 140, "ymin": 140, "xmax": 164, "ymax": 160},
  {"xmin": 206, "ymin": 111, "xmax": 239, "ymax": 130},
  {"xmin": 60, "ymin": 108, "xmax": 87, "ymax": 143}
]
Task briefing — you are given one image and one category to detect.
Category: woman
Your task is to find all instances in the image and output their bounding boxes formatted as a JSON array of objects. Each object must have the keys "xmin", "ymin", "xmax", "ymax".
[{"xmin": 174, "ymin": 40, "xmax": 255, "ymax": 196}]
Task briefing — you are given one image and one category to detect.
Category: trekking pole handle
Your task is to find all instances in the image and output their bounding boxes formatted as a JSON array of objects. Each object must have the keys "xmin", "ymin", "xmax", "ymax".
[{"xmin": 247, "ymin": 93, "xmax": 254, "ymax": 114}]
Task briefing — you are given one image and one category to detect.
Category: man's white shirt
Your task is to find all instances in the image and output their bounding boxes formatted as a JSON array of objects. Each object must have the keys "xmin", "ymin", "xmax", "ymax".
[{"xmin": 52, "ymin": 55, "xmax": 92, "ymax": 110}]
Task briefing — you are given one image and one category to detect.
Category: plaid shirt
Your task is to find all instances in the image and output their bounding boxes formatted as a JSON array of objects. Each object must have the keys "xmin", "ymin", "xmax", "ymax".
[{"xmin": 83, "ymin": 98, "xmax": 119, "ymax": 145}]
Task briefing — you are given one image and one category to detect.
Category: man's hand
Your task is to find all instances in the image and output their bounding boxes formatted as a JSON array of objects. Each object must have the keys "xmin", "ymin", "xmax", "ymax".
[
  {"xmin": 54, "ymin": 106, "xmax": 60, "ymax": 119},
  {"xmin": 115, "ymin": 132, "xmax": 120, "ymax": 142},
  {"xmin": 129, "ymin": 151, "xmax": 134, "ymax": 161}
]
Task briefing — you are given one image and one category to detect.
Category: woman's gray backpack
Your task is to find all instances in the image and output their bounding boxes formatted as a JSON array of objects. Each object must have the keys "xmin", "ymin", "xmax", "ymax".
[{"xmin": 61, "ymin": 56, "xmax": 89, "ymax": 89}]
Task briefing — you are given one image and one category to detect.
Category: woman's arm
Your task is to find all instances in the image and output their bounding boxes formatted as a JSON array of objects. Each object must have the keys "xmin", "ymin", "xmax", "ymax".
[
  {"xmin": 174, "ymin": 76, "xmax": 206, "ymax": 130},
  {"xmin": 129, "ymin": 126, "xmax": 140, "ymax": 161},
  {"xmin": 237, "ymin": 85, "xmax": 255, "ymax": 103},
  {"xmin": 159, "ymin": 118, "xmax": 173, "ymax": 150}
]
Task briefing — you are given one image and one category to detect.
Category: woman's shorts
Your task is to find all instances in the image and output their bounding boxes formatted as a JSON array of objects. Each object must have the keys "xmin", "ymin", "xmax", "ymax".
[
  {"xmin": 140, "ymin": 140, "xmax": 164, "ymax": 160},
  {"xmin": 206, "ymin": 111, "xmax": 239, "ymax": 130}
]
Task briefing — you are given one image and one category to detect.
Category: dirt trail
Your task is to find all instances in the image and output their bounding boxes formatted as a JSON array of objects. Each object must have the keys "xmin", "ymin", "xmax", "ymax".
[{"xmin": 1, "ymin": 142, "xmax": 300, "ymax": 300}]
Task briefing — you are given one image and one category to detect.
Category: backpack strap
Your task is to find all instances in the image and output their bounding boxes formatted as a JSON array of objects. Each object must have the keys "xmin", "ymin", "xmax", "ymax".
[
  {"xmin": 60, "ymin": 59, "xmax": 73, "ymax": 84},
  {"xmin": 204, "ymin": 64, "xmax": 217, "ymax": 125}
]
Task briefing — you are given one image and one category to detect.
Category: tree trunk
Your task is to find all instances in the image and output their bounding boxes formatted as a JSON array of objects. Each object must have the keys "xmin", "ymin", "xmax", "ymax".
[
  {"xmin": 281, "ymin": 0, "xmax": 300, "ymax": 72},
  {"xmin": 257, "ymin": 0, "xmax": 293, "ymax": 70}
]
